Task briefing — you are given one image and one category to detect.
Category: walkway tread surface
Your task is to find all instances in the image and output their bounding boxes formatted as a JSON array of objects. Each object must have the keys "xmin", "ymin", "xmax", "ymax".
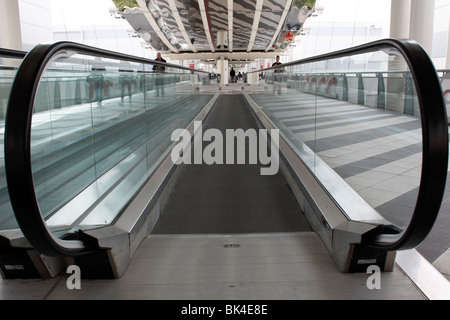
[{"xmin": 152, "ymin": 94, "xmax": 311, "ymax": 234}]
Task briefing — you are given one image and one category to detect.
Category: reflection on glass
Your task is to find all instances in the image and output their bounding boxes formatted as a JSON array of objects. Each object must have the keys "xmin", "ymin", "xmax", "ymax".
[
  {"xmin": 0, "ymin": 57, "xmax": 23, "ymax": 230},
  {"xmin": 252, "ymin": 47, "xmax": 422, "ymax": 230},
  {"xmin": 25, "ymin": 52, "xmax": 212, "ymax": 233}
]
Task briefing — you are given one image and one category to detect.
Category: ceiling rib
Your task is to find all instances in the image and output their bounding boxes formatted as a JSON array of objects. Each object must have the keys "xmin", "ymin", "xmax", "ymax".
[
  {"xmin": 167, "ymin": 0, "xmax": 197, "ymax": 52},
  {"xmin": 228, "ymin": 0, "xmax": 233, "ymax": 52},
  {"xmin": 247, "ymin": 0, "xmax": 264, "ymax": 52},
  {"xmin": 198, "ymin": 0, "xmax": 216, "ymax": 52},
  {"xmin": 265, "ymin": 0, "xmax": 294, "ymax": 51},
  {"xmin": 136, "ymin": 0, "xmax": 179, "ymax": 53}
]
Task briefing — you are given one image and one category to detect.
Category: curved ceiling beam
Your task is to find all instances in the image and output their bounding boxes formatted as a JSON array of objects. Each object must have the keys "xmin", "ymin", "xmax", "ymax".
[
  {"xmin": 265, "ymin": 0, "xmax": 294, "ymax": 51},
  {"xmin": 228, "ymin": 0, "xmax": 233, "ymax": 52},
  {"xmin": 198, "ymin": 0, "xmax": 216, "ymax": 52},
  {"xmin": 167, "ymin": 0, "xmax": 197, "ymax": 52},
  {"xmin": 247, "ymin": 0, "xmax": 264, "ymax": 52},
  {"xmin": 136, "ymin": 0, "xmax": 179, "ymax": 53}
]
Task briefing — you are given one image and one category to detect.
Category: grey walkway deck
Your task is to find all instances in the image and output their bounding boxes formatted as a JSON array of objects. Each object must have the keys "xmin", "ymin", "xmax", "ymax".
[{"xmin": 152, "ymin": 94, "xmax": 311, "ymax": 234}]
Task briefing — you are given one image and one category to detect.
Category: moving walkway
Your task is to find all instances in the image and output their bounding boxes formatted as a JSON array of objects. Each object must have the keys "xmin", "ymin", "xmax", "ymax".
[{"xmin": 0, "ymin": 40, "xmax": 448, "ymax": 298}]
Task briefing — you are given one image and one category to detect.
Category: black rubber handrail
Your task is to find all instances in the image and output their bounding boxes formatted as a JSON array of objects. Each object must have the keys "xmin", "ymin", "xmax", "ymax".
[
  {"xmin": 4, "ymin": 41, "xmax": 210, "ymax": 257},
  {"xmin": 0, "ymin": 47, "xmax": 27, "ymax": 59},
  {"xmin": 251, "ymin": 38, "xmax": 449, "ymax": 251}
]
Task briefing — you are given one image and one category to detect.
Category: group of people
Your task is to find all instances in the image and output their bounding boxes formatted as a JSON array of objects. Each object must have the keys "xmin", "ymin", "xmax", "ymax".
[
  {"xmin": 229, "ymin": 68, "xmax": 243, "ymax": 83},
  {"xmin": 229, "ymin": 55, "xmax": 283, "ymax": 91}
]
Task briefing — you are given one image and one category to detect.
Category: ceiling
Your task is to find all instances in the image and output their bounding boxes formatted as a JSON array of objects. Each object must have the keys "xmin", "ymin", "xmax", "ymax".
[{"xmin": 115, "ymin": 0, "xmax": 317, "ymax": 61}]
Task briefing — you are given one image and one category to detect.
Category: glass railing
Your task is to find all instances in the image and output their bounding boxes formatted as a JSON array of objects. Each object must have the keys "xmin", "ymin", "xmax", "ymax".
[
  {"xmin": 0, "ymin": 48, "xmax": 26, "ymax": 231},
  {"xmin": 437, "ymin": 69, "xmax": 450, "ymax": 122},
  {"xmin": 248, "ymin": 39, "xmax": 448, "ymax": 251},
  {"xmin": 4, "ymin": 42, "xmax": 214, "ymax": 255}
]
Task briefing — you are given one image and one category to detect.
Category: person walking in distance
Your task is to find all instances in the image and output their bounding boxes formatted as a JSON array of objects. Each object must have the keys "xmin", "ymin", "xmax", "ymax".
[
  {"xmin": 272, "ymin": 55, "xmax": 284, "ymax": 95},
  {"xmin": 153, "ymin": 52, "xmax": 166, "ymax": 96},
  {"xmin": 230, "ymin": 67, "xmax": 236, "ymax": 83}
]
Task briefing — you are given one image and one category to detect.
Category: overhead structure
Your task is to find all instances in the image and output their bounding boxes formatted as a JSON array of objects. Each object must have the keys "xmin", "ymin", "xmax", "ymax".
[{"xmin": 113, "ymin": 0, "xmax": 317, "ymax": 61}]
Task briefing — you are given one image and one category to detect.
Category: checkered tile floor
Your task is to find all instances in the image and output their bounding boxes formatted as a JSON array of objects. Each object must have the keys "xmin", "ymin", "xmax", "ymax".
[{"xmin": 248, "ymin": 88, "xmax": 450, "ymax": 264}]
